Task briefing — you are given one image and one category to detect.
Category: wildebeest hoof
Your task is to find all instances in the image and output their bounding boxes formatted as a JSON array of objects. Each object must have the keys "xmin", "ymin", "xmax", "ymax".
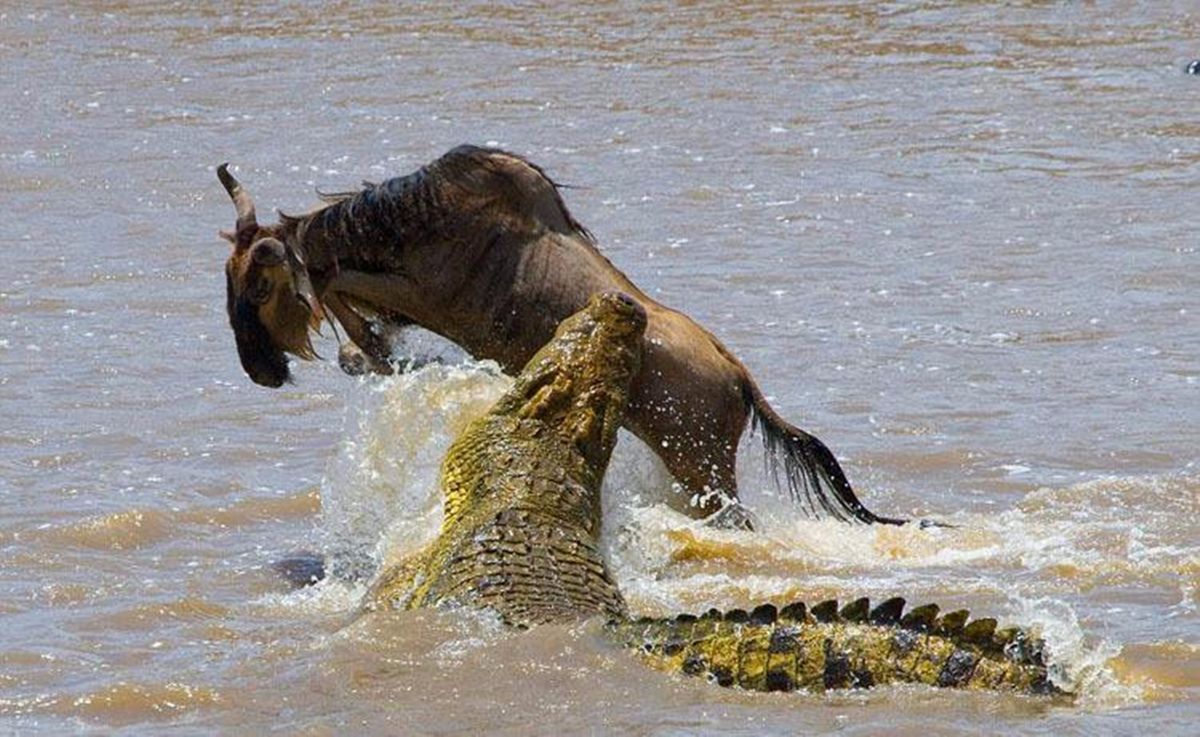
[
  {"xmin": 917, "ymin": 518, "xmax": 956, "ymax": 530},
  {"xmin": 338, "ymin": 343, "xmax": 368, "ymax": 375},
  {"xmin": 273, "ymin": 551, "xmax": 326, "ymax": 588},
  {"xmin": 338, "ymin": 342, "xmax": 393, "ymax": 377},
  {"xmin": 394, "ymin": 355, "xmax": 445, "ymax": 372},
  {"xmin": 704, "ymin": 502, "xmax": 757, "ymax": 532}
]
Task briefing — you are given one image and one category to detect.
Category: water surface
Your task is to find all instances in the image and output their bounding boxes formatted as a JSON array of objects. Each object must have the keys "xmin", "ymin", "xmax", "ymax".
[{"xmin": 1, "ymin": 2, "xmax": 1197, "ymax": 734}]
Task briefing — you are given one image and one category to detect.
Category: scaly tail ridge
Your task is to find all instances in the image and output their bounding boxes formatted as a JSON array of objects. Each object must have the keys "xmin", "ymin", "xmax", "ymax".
[{"xmin": 608, "ymin": 597, "xmax": 1061, "ymax": 695}]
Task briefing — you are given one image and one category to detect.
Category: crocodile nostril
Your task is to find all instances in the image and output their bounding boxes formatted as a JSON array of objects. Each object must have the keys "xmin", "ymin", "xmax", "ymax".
[
  {"xmin": 604, "ymin": 292, "xmax": 637, "ymax": 311},
  {"xmin": 613, "ymin": 292, "xmax": 645, "ymax": 321}
]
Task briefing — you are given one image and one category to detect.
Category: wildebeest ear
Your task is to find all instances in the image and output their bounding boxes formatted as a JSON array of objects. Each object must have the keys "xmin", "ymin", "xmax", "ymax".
[{"xmin": 219, "ymin": 229, "xmax": 236, "ymax": 244}]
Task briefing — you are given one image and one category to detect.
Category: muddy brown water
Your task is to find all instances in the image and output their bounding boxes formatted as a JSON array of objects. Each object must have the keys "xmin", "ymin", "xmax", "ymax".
[{"xmin": 1, "ymin": 2, "xmax": 1197, "ymax": 734}]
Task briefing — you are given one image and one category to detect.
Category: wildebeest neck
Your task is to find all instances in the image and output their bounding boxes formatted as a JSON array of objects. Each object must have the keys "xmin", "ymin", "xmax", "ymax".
[
  {"xmin": 281, "ymin": 169, "xmax": 433, "ymax": 279},
  {"xmin": 283, "ymin": 146, "xmax": 592, "ymax": 278},
  {"xmin": 280, "ymin": 146, "xmax": 615, "ymax": 367}
]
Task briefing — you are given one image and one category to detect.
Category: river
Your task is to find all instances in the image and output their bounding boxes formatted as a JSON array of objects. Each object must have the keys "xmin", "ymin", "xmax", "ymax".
[{"xmin": 0, "ymin": 2, "xmax": 1196, "ymax": 734}]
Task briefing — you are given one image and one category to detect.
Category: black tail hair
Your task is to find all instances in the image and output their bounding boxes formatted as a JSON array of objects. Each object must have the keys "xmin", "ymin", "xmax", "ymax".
[{"xmin": 745, "ymin": 385, "xmax": 905, "ymax": 525}]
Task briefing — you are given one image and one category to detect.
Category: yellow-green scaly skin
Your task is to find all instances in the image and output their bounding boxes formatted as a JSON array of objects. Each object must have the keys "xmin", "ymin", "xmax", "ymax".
[
  {"xmin": 366, "ymin": 292, "xmax": 643, "ymax": 627},
  {"xmin": 611, "ymin": 601, "xmax": 1057, "ymax": 694},
  {"xmin": 366, "ymin": 293, "xmax": 1062, "ymax": 695}
]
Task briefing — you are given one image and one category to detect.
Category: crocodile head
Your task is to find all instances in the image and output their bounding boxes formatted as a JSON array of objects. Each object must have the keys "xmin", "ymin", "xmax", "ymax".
[{"xmin": 494, "ymin": 291, "xmax": 646, "ymax": 471}]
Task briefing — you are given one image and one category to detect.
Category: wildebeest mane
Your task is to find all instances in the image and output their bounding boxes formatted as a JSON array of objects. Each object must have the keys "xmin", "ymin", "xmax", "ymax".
[{"xmin": 281, "ymin": 146, "xmax": 594, "ymax": 272}]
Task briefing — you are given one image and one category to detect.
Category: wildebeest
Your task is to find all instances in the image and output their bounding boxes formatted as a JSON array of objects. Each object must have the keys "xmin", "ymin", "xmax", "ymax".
[{"xmin": 218, "ymin": 145, "xmax": 902, "ymax": 526}]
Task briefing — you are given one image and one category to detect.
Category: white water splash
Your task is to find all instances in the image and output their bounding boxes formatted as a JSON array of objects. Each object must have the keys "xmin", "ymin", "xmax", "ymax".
[
  {"xmin": 318, "ymin": 361, "xmax": 510, "ymax": 581},
  {"xmin": 1009, "ymin": 597, "xmax": 1139, "ymax": 707},
  {"xmin": 307, "ymin": 357, "xmax": 1198, "ymax": 704}
]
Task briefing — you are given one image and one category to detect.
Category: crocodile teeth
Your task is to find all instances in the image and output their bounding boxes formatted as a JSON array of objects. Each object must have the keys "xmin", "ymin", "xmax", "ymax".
[
  {"xmin": 839, "ymin": 597, "xmax": 870, "ymax": 623},
  {"xmin": 869, "ymin": 597, "xmax": 905, "ymax": 625},
  {"xmin": 900, "ymin": 603, "xmax": 939, "ymax": 631},
  {"xmin": 810, "ymin": 599, "xmax": 840, "ymax": 623},
  {"xmin": 935, "ymin": 609, "xmax": 970, "ymax": 636}
]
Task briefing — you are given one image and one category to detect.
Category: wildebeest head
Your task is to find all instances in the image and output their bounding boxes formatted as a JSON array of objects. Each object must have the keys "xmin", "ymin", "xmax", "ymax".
[{"xmin": 218, "ymin": 164, "xmax": 323, "ymax": 387}]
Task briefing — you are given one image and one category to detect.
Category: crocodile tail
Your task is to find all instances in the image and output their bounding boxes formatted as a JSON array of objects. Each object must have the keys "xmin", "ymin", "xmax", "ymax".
[
  {"xmin": 743, "ymin": 382, "xmax": 906, "ymax": 525},
  {"xmin": 608, "ymin": 597, "xmax": 1061, "ymax": 695}
]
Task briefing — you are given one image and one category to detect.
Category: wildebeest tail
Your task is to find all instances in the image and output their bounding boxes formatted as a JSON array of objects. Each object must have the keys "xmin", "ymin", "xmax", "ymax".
[{"xmin": 744, "ymin": 383, "xmax": 905, "ymax": 525}]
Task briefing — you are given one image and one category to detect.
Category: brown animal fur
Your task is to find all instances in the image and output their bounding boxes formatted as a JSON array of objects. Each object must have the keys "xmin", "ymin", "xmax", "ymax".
[{"xmin": 218, "ymin": 147, "xmax": 902, "ymax": 524}]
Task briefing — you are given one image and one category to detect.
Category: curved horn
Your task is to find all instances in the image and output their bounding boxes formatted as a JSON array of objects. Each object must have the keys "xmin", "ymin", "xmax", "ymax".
[{"xmin": 217, "ymin": 163, "xmax": 258, "ymax": 240}]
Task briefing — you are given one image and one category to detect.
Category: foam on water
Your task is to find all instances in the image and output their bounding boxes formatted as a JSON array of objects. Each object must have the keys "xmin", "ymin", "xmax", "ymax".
[
  {"xmin": 254, "ymin": 576, "xmax": 368, "ymax": 619},
  {"xmin": 317, "ymin": 360, "xmax": 511, "ymax": 581},
  {"xmin": 306, "ymin": 358, "xmax": 1199, "ymax": 704},
  {"xmin": 1009, "ymin": 597, "xmax": 1134, "ymax": 708},
  {"xmin": 4, "ymin": 3, "xmax": 1199, "ymax": 731}
]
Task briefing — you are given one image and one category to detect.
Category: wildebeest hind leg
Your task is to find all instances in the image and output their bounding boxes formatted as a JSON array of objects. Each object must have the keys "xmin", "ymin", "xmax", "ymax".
[{"xmin": 657, "ymin": 440, "xmax": 751, "ymax": 528}]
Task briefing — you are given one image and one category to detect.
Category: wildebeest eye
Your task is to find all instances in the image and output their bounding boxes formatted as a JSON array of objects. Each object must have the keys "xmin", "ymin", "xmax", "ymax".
[{"xmin": 249, "ymin": 277, "xmax": 272, "ymax": 304}]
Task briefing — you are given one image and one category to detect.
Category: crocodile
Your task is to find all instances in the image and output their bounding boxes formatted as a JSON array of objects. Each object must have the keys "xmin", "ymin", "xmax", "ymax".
[{"xmin": 364, "ymin": 291, "xmax": 1062, "ymax": 695}]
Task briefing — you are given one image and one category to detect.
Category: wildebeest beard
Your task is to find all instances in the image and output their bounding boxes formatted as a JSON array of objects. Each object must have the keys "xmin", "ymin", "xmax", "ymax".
[{"xmin": 226, "ymin": 270, "xmax": 290, "ymax": 388}]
